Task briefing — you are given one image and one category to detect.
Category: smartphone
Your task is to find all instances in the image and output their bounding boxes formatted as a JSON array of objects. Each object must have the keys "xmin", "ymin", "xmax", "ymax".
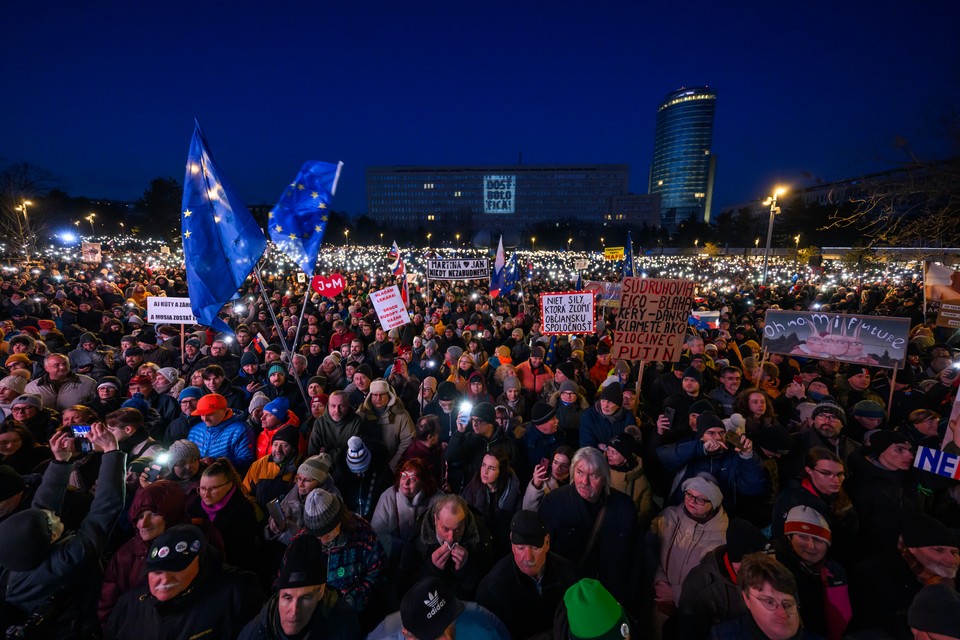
[
  {"xmin": 71, "ymin": 425, "xmax": 94, "ymax": 454},
  {"xmin": 793, "ymin": 375, "xmax": 803, "ymax": 385},
  {"xmin": 663, "ymin": 407, "xmax": 676, "ymax": 424},
  {"xmin": 724, "ymin": 430, "xmax": 744, "ymax": 450},
  {"xmin": 145, "ymin": 463, "xmax": 164, "ymax": 483},
  {"xmin": 266, "ymin": 498, "xmax": 285, "ymax": 524},
  {"xmin": 539, "ymin": 457, "xmax": 550, "ymax": 474}
]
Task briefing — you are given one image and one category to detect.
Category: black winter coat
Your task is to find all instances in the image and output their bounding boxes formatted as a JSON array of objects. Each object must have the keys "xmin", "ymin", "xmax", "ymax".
[{"xmin": 238, "ymin": 588, "xmax": 359, "ymax": 640}]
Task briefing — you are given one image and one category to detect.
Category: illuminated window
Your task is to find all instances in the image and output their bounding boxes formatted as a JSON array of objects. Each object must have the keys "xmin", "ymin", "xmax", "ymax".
[
  {"xmin": 454, "ymin": 191, "xmax": 462, "ymax": 197},
  {"xmin": 657, "ymin": 180, "xmax": 664, "ymax": 186}
]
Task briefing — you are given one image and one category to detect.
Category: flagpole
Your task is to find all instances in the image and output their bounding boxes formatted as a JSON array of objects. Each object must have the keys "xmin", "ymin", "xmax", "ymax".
[
  {"xmin": 252, "ymin": 256, "xmax": 311, "ymax": 410},
  {"xmin": 291, "ymin": 257, "xmax": 319, "ymax": 355}
]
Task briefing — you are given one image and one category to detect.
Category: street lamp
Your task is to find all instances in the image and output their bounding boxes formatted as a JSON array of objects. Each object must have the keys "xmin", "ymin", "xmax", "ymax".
[
  {"xmin": 531, "ymin": 236, "xmax": 536, "ymax": 252},
  {"xmin": 567, "ymin": 237, "xmax": 572, "ymax": 251},
  {"xmin": 86, "ymin": 213, "xmax": 96, "ymax": 234},
  {"xmin": 455, "ymin": 232, "xmax": 460, "ymax": 248},
  {"xmin": 379, "ymin": 232, "xmax": 384, "ymax": 246},
  {"xmin": 426, "ymin": 232, "xmax": 432, "ymax": 248},
  {"xmin": 761, "ymin": 187, "xmax": 786, "ymax": 285},
  {"xmin": 343, "ymin": 228, "xmax": 349, "ymax": 247},
  {"xmin": 14, "ymin": 200, "xmax": 32, "ymax": 221}
]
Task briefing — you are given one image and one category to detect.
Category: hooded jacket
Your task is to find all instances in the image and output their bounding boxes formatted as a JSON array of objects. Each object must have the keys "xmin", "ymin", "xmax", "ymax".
[
  {"xmin": 238, "ymin": 586, "xmax": 359, "ymax": 640},
  {"xmin": 356, "ymin": 385, "xmax": 415, "ymax": 472},
  {"xmin": 652, "ymin": 504, "xmax": 729, "ymax": 605}
]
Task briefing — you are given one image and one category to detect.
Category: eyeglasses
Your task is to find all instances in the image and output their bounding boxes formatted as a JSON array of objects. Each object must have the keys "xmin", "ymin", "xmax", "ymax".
[
  {"xmin": 748, "ymin": 591, "xmax": 798, "ymax": 614},
  {"xmin": 10, "ymin": 406, "xmax": 34, "ymax": 413},
  {"xmin": 684, "ymin": 491, "xmax": 711, "ymax": 506},
  {"xmin": 400, "ymin": 472, "xmax": 418, "ymax": 481},
  {"xmin": 197, "ymin": 482, "xmax": 230, "ymax": 495},
  {"xmin": 811, "ymin": 468, "xmax": 845, "ymax": 480}
]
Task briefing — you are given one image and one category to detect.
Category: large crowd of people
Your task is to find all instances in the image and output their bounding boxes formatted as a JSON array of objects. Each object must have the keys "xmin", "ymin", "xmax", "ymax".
[{"xmin": 0, "ymin": 239, "xmax": 957, "ymax": 640}]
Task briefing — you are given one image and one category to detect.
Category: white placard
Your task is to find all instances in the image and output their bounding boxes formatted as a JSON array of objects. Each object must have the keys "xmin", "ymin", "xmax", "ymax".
[
  {"xmin": 574, "ymin": 259, "xmax": 590, "ymax": 270},
  {"xmin": 426, "ymin": 259, "xmax": 489, "ymax": 281},
  {"xmin": 540, "ymin": 292, "xmax": 595, "ymax": 335},
  {"xmin": 147, "ymin": 297, "xmax": 200, "ymax": 325},
  {"xmin": 371, "ymin": 286, "xmax": 411, "ymax": 330}
]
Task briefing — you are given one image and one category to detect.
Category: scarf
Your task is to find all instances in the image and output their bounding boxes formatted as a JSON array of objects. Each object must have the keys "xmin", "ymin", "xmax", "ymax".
[
  {"xmin": 201, "ymin": 485, "xmax": 236, "ymax": 521},
  {"xmin": 898, "ymin": 536, "xmax": 957, "ymax": 588}
]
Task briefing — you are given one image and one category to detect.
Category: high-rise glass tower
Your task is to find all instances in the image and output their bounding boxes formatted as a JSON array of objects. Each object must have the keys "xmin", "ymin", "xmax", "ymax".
[{"xmin": 649, "ymin": 87, "xmax": 717, "ymax": 231}]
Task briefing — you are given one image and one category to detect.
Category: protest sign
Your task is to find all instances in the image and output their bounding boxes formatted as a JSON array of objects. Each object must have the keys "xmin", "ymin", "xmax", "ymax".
[
  {"xmin": 370, "ymin": 285, "xmax": 411, "ymax": 330},
  {"xmin": 604, "ymin": 247, "xmax": 624, "ymax": 261},
  {"xmin": 147, "ymin": 297, "xmax": 199, "ymax": 325},
  {"xmin": 924, "ymin": 261, "xmax": 960, "ymax": 314},
  {"xmin": 540, "ymin": 292, "xmax": 595, "ymax": 335},
  {"xmin": 583, "ymin": 280, "xmax": 622, "ymax": 308},
  {"xmin": 426, "ymin": 259, "xmax": 489, "ymax": 281},
  {"xmin": 574, "ymin": 259, "xmax": 590, "ymax": 270},
  {"xmin": 311, "ymin": 273, "xmax": 346, "ymax": 297},
  {"xmin": 913, "ymin": 446, "xmax": 960, "ymax": 481},
  {"xmin": 81, "ymin": 242, "xmax": 102, "ymax": 264},
  {"xmin": 761, "ymin": 310, "xmax": 910, "ymax": 368},
  {"xmin": 936, "ymin": 302, "xmax": 960, "ymax": 329},
  {"xmin": 612, "ymin": 277, "xmax": 694, "ymax": 362}
]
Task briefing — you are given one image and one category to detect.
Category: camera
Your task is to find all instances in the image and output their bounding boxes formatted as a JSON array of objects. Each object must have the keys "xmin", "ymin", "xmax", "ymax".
[{"xmin": 71, "ymin": 425, "xmax": 94, "ymax": 454}]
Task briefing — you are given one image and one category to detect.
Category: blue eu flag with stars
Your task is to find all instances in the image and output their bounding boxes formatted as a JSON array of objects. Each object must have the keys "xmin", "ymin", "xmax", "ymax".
[
  {"xmin": 181, "ymin": 121, "xmax": 266, "ymax": 334},
  {"xmin": 269, "ymin": 161, "xmax": 343, "ymax": 276}
]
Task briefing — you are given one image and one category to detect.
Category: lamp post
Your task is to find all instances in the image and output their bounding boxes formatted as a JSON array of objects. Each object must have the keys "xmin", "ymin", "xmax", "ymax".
[
  {"xmin": 86, "ymin": 213, "xmax": 96, "ymax": 234},
  {"xmin": 761, "ymin": 188, "xmax": 786, "ymax": 285},
  {"xmin": 426, "ymin": 232, "xmax": 432, "ymax": 249},
  {"xmin": 14, "ymin": 200, "xmax": 32, "ymax": 222},
  {"xmin": 531, "ymin": 236, "xmax": 536, "ymax": 252},
  {"xmin": 379, "ymin": 232, "xmax": 384, "ymax": 246},
  {"xmin": 567, "ymin": 237, "xmax": 572, "ymax": 252},
  {"xmin": 455, "ymin": 232, "xmax": 460, "ymax": 248},
  {"xmin": 794, "ymin": 234, "xmax": 801, "ymax": 269},
  {"xmin": 343, "ymin": 228, "xmax": 349, "ymax": 247}
]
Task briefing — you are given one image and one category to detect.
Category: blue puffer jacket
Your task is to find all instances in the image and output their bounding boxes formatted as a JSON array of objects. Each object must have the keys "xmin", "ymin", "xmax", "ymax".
[
  {"xmin": 579, "ymin": 403, "xmax": 637, "ymax": 449},
  {"xmin": 657, "ymin": 439, "xmax": 770, "ymax": 512},
  {"xmin": 188, "ymin": 413, "xmax": 256, "ymax": 472}
]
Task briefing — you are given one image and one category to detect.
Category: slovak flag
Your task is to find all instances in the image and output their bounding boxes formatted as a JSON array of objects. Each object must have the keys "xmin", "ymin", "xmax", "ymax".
[
  {"xmin": 388, "ymin": 241, "xmax": 405, "ymax": 277},
  {"xmin": 489, "ymin": 235, "xmax": 507, "ymax": 298},
  {"xmin": 689, "ymin": 310, "xmax": 720, "ymax": 331}
]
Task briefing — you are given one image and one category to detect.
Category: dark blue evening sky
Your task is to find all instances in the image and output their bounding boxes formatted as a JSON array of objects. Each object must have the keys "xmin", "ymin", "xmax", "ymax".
[{"xmin": 3, "ymin": 1, "xmax": 959, "ymax": 218}]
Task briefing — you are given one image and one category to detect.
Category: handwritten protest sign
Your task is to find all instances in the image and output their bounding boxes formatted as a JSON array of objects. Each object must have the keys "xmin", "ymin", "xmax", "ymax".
[
  {"xmin": 762, "ymin": 310, "xmax": 910, "ymax": 368},
  {"xmin": 426, "ymin": 259, "xmax": 489, "ymax": 281},
  {"xmin": 146, "ymin": 297, "xmax": 199, "ymax": 325},
  {"xmin": 370, "ymin": 286, "xmax": 411, "ymax": 330},
  {"xmin": 936, "ymin": 303, "xmax": 960, "ymax": 329},
  {"xmin": 611, "ymin": 277, "xmax": 694, "ymax": 362},
  {"xmin": 540, "ymin": 292, "xmax": 595, "ymax": 335},
  {"xmin": 913, "ymin": 446, "xmax": 960, "ymax": 481}
]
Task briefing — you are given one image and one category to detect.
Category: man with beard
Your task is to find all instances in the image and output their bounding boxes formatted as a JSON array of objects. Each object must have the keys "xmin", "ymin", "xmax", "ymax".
[
  {"xmin": 307, "ymin": 391, "xmax": 362, "ymax": 472},
  {"xmin": 193, "ymin": 338, "xmax": 241, "ymax": 380},
  {"xmin": 835, "ymin": 366, "xmax": 885, "ymax": 415},
  {"xmin": 850, "ymin": 513, "xmax": 959, "ymax": 639},
  {"xmin": 783, "ymin": 398, "xmax": 859, "ymax": 480},
  {"xmin": 539, "ymin": 447, "xmax": 640, "ymax": 605},
  {"xmin": 241, "ymin": 425, "xmax": 302, "ymax": 513},
  {"xmin": 579, "ymin": 382, "xmax": 637, "ymax": 449}
]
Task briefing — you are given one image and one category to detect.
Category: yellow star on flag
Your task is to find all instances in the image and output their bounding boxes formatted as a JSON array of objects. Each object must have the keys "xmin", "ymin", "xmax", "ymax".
[
  {"xmin": 318, "ymin": 202, "xmax": 327, "ymax": 209},
  {"xmin": 183, "ymin": 209, "xmax": 192, "ymax": 217},
  {"xmin": 274, "ymin": 225, "xmax": 283, "ymax": 233},
  {"xmin": 321, "ymin": 215, "xmax": 328, "ymax": 222},
  {"xmin": 311, "ymin": 191, "xmax": 319, "ymax": 198},
  {"xmin": 315, "ymin": 225, "xmax": 322, "ymax": 232},
  {"xmin": 184, "ymin": 230, "xmax": 191, "ymax": 239},
  {"xmin": 288, "ymin": 233, "xmax": 297, "ymax": 240},
  {"xmin": 268, "ymin": 212, "xmax": 274, "ymax": 219},
  {"xmin": 297, "ymin": 184, "xmax": 305, "ymax": 190}
]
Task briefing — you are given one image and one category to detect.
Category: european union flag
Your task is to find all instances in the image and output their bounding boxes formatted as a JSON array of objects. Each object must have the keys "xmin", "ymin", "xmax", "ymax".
[
  {"xmin": 623, "ymin": 230, "xmax": 636, "ymax": 279},
  {"xmin": 269, "ymin": 161, "xmax": 343, "ymax": 275},
  {"xmin": 502, "ymin": 252, "xmax": 519, "ymax": 296},
  {"xmin": 181, "ymin": 121, "xmax": 266, "ymax": 334}
]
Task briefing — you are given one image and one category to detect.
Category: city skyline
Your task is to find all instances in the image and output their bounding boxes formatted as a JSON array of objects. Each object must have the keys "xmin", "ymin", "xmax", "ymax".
[{"xmin": 3, "ymin": 2, "xmax": 959, "ymax": 220}]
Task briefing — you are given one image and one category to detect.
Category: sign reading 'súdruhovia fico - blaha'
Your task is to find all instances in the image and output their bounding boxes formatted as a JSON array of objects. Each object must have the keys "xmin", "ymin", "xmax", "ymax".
[{"xmin": 612, "ymin": 278, "xmax": 694, "ymax": 362}]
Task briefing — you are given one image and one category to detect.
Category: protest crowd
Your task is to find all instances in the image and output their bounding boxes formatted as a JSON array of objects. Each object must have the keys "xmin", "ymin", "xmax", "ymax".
[{"xmin": 0, "ymin": 238, "xmax": 958, "ymax": 640}]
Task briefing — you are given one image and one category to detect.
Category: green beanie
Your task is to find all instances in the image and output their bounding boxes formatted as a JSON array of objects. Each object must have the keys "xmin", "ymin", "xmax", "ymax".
[{"xmin": 564, "ymin": 578, "xmax": 629, "ymax": 639}]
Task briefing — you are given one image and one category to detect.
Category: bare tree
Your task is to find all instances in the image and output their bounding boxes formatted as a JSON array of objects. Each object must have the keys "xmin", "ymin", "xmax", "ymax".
[{"xmin": 0, "ymin": 162, "xmax": 57, "ymax": 261}]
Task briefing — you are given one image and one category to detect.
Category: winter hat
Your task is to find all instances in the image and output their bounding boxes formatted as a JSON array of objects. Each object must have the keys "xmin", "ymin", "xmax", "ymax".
[
  {"xmin": 852, "ymin": 400, "xmax": 886, "ymax": 419},
  {"xmin": 129, "ymin": 479, "xmax": 186, "ymax": 524},
  {"xmin": 726, "ymin": 519, "xmax": 772, "ymax": 562},
  {"xmin": 146, "ymin": 525, "xmax": 206, "ymax": 572},
  {"xmin": 530, "ymin": 402, "xmax": 557, "ymax": 426},
  {"xmin": 559, "ymin": 380, "xmax": 579, "ymax": 395},
  {"xmin": 596, "ymin": 342, "xmax": 611, "ymax": 356},
  {"xmin": 599, "ymin": 382, "xmax": 623, "ymax": 406},
  {"xmin": 894, "ymin": 366, "xmax": 915, "ymax": 385},
  {"xmin": 177, "ymin": 386, "xmax": 203, "ymax": 402},
  {"xmin": 421, "ymin": 376, "xmax": 438, "ymax": 392},
  {"xmin": 122, "ymin": 396, "xmax": 150, "ymax": 416},
  {"xmin": 908, "ymin": 584, "xmax": 960, "ymax": 637},
  {"xmin": 368, "ymin": 379, "xmax": 390, "ymax": 396},
  {"xmin": 470, "ymin": 402, "xmax": 496, "ymax": 424},
  {"xmin": 346, "ymin": 436, "xmax": 372, "ymax": 473},
  {"xmin": 303, "ymin": 489, "xmax": 344, "ymax": 536},
  {"xmin": 0, "ymin": 509, "xmax": 56, "ymax": 571},
  {"xmin": 167, "ymin": 439, "xmax": 201, "ymax": 469},
  {"xmin": 297, "ymin": 454, "xmax": 332, "ymax": 484},
  {"xmin": 600, "ymin": 375, "xmax": 619, "ymax": 389},
  {"xmin": 156, "ymin": 367, "xmax": 179, "ymax": 383},
  {"xmin": 809, "ymin": 376, "xmax": 834, "ymax": 392},
  {"xmin": 784, "ymin": 506, "xmax": 832, "ymax": 544},
  {"xmin": 436, "ymin": 381, "xmax": 459, "ymax": 401},
  {"xmin": 424, "ymin": 339, "xmax": 438, "ymax": 351},
  {"xmin": 530, "ymin": 346, "xmax": 545, "ymax": 359},
  {"xmin": 267, "ymin": 363, "xmax": 286, "ymax": 378},
  {"xmin": 564, "ymin": 578, "xmax": 630, "ymax": 640},
  {"xmin": 273, "ymin": 425, "xmax": 300, "ymax": 450},
  {"xmin": 264, "ymin": 397, "xmax": 290, "ymax": 420},
  {"xmin": 901, "ymin": 513, "xmax": 959, "ymax": 549},
  {"xmin": 557, "ymin": 361, "xmax": 577, "ymax": 380},
  {"xmin": 867, "ymin": 429, "xmax": 911, "ymax": 457},
  {"xmin": 682, "ymin": 366, "xmax": 704, "ymax": 386},
  {"xmin": 608, "ymin": 433, "xmax": 636, "ymax": 460},
  {"xmin": 137, "ymin": 329, "xmax": 157, "ymax": 345},
  {"xmin": 400, "ymin": 577, "xmax": 466, "ymax": 640},
  {"xmin": 79, "ymin": 332, "xmax": 98, "ymax": 345},
  {"xmin": 696, "ymin": 411, "xmax": 725, "ymax": 434},
  {"xmin": 502, "ymin": 376, "xmax": 521, "ymax": 391},
  {"xmin": 811, "ymin": 398, "xmax": 846, "ymax": 426},
  {"xmin": 0, "ymin": 466, "xmax": 25, "ymax": 501},
  {"xmin": 11, "ymin": 394, "xmax": 42, "ymax": 411},
  {"xmin": 354, "ymin": 363, "xmax": 373, "ymax": 381},
  {"xmin": 723, "ymin": 413, "xmax": 747, "ymax": 434},
  {"xmin": 240, "ymin": 351, "xmax": 259, "ymax": 367},
  {"xmin": 446, "ymin": 346, "xmax": 463, "ymax": 363},
  {"xmin": 4, "ymin": 354, "xmax": 32, "ymax": 367},
  {"xmin": 276, "ymin": 534, "xmax": 329, "ymax": 589},
  {"xmin": 682, "ymin": 474, "xmax": 723, "ymax": 508},
  {"xmin": 0, "ymin": 375, "xmax": 27, "ymax": 396},
  {"xmin": 248, "ymin": 391, "xmax": 270, "ymax": 413},
  {"xmin": 689, "ymin": 399, "xmax": 716, "ymax": 415},
  {"xmin": 185, "ymin": 338, "xmax": 201, "ymax": 348},
  {"xmin": 845, "ymin": 366, "xmax": 871, "ymax": 380}
]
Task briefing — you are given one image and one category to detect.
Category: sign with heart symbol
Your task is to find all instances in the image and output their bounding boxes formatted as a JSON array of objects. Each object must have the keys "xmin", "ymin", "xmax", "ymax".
[{"xmin": 311, "ymin": 273, "xmax": 346, "ymax": 297}]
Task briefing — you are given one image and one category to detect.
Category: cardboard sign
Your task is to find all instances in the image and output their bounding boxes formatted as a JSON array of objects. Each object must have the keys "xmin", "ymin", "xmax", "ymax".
[
  {"xmin": 146, "ymin": 297, "xmax": 199, "ymax": 325},
  {"xmin": 611, "ymin": 277, "xmax": 694, "ymax": 362},
  {"xmin": 761, "ymin": 310, "xmax": 910, "ymax": 368},
  {"xmin": 936, "ymin": 302, "xmax": 960, "ymax": 329},
  {"xmin": 540, "ymin": 292, "xmax": 595, "ymax": 335},
  {"xmin": 81, "ymin": 242, "xmax": 102, "ymax": 264},
  {"xmin": 604, "ymin": 247, "xmax": 625, "ymax": 261},
  {"xmin": 371, "ymin": 285, "xmax": 411, "ymax": 330},
  {"xmin": 311, "ymin": 273, "xmax": 346, "ymax": 297},
  {"xmin": 574, "ymin": 259, "xmax": 590, "ymax": 270},
  {"xmin": 426, "ymin": 259, "xmax": 489, "ymax": 281},
  {"xmin": 913, "ymin": 446, "xmax": 960, "ymax": 481}
]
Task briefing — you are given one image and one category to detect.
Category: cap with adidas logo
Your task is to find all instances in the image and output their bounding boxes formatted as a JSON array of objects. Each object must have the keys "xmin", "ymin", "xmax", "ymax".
[{"xmin": 400, "ymin": 577, "xmax": 465, "ymax": 639}]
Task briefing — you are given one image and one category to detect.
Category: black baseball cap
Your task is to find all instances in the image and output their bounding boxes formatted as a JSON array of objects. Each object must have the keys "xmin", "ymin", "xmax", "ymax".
[
  {"xmin": 400, "ymin": 577, "xmax": 465, "ymax": 639},
  {"xmin": 510, "ymin": 510, "xmax": 547, "ymax": 547},
  {"xmin": 146, "ymin": 525, "xmax": 205, "ymax": 572}
]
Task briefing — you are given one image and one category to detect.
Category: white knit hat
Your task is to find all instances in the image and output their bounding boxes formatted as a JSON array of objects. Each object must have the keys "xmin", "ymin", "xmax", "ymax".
[
  {"xmin": 784, "ymin": 505, "xmax": 831, "ymax": 545},
  {"xmin": 346, "ymin": 436, "xmax": 371, "ymax": 473}
]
